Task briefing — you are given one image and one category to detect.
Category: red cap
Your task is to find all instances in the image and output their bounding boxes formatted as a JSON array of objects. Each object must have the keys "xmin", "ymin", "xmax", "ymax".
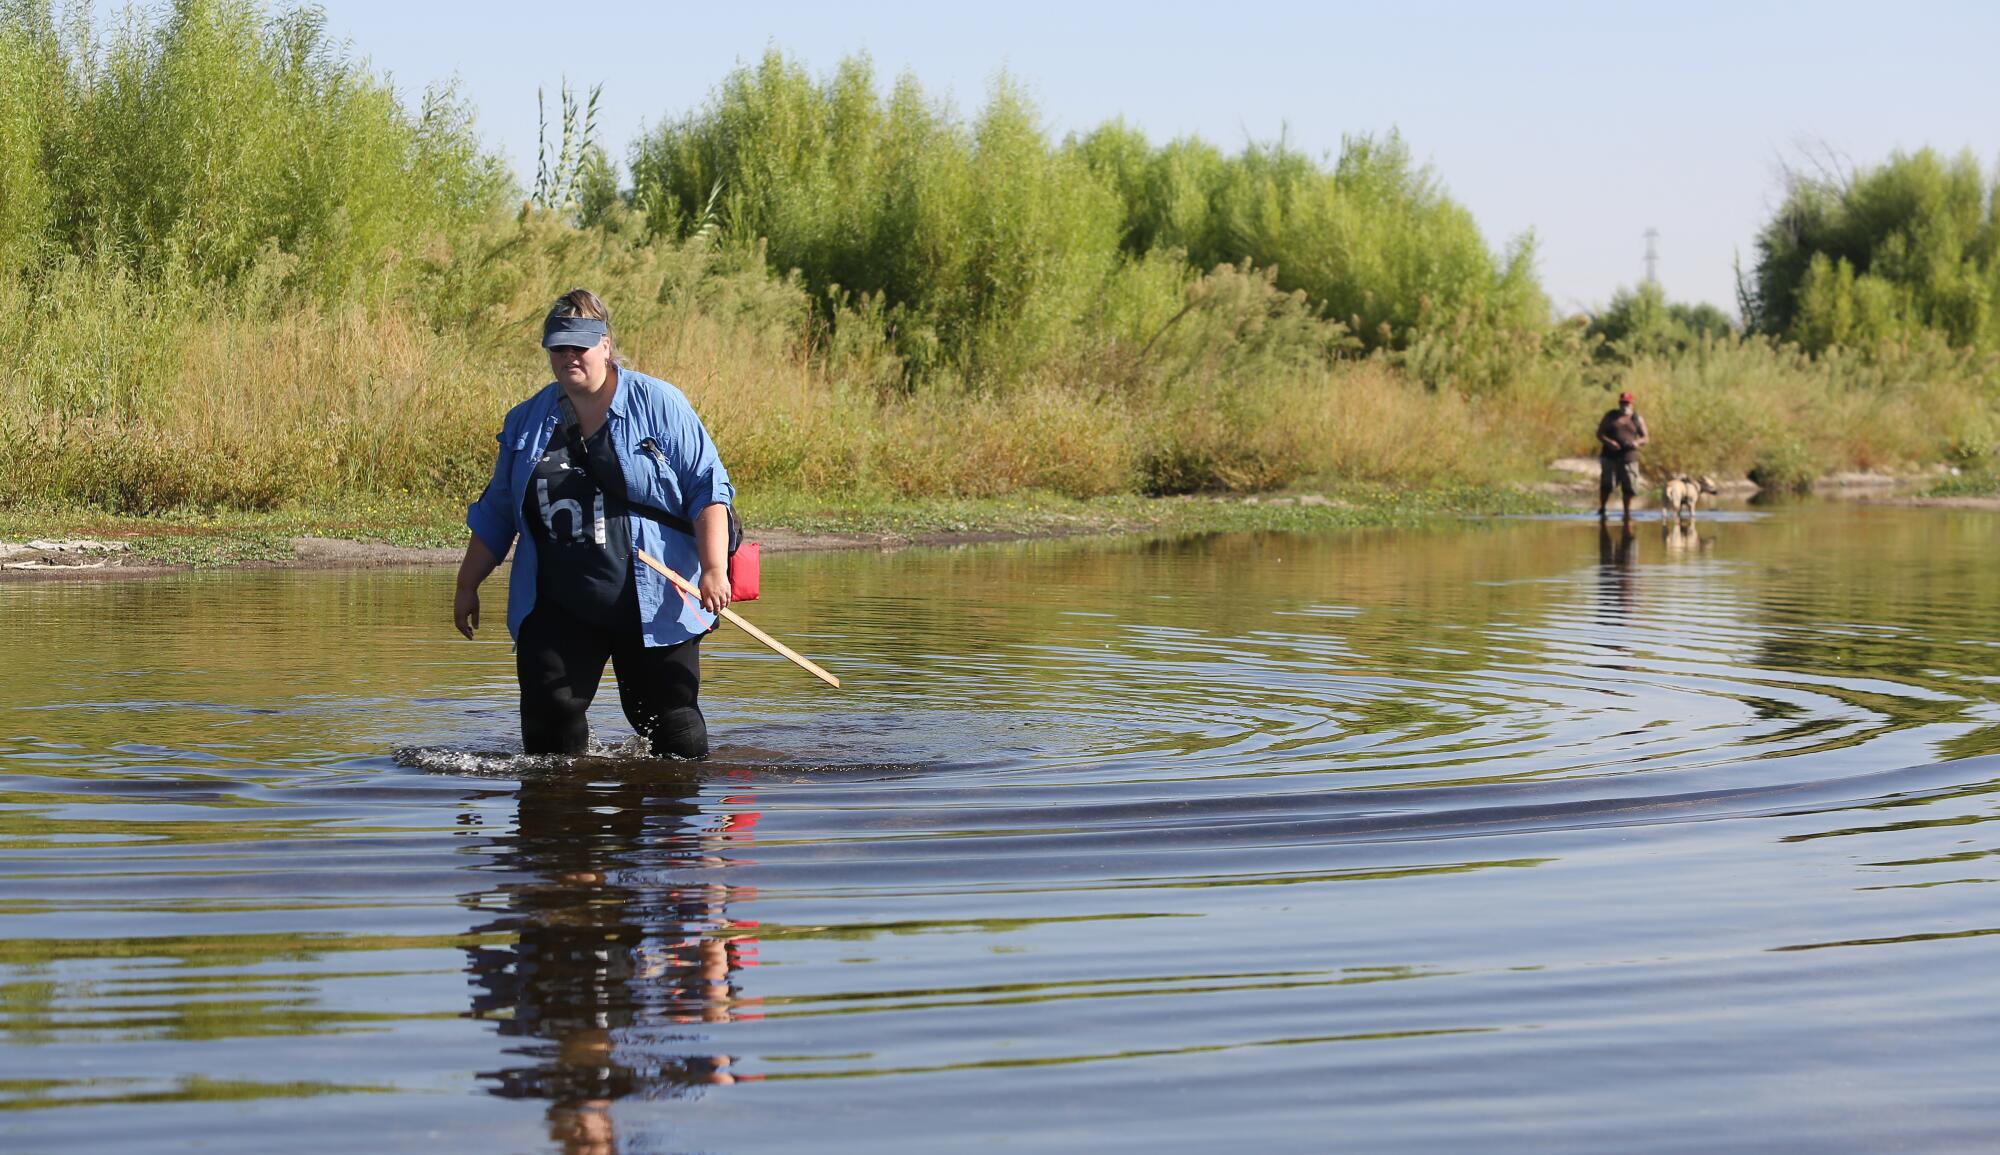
[{"xmin": 1618, "ymin": 391, "xmax": 1634, "ymax": 403}]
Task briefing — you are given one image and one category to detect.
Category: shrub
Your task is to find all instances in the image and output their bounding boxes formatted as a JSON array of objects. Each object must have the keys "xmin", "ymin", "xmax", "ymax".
[
  {"xmin": 0, "ymin": 0, "xmax": 504, "ymax": 299},
  {"xmin": 633, "ymin": 51, "xmax": 1541, "ymax": 388},
  {"xmin": 1747, "ymin": 149, "xmax": 2000, "ymax": 354},
  {"xmin": 1587, "ymin": 282, "xmax": 1737, "ymax": 362},
  {"xmin": 1748, "ymin": 438, "xmax": 1821, "ymax": 495}
]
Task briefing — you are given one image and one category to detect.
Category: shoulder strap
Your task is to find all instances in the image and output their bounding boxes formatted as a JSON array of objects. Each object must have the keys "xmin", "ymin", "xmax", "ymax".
[{"xmin": 558, "ymin": 395, "xmax": 737, "ymax": 547}]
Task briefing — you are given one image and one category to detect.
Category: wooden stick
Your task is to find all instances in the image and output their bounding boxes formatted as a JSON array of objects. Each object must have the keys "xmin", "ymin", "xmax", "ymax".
[{"xmin": 636, "ymin": 548, "xmax": 841, "ymax": 688}]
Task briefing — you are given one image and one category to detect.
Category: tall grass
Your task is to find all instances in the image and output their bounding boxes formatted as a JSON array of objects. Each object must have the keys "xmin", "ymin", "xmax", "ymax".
[
  {"xmin": 0, "ymin": 233, "xmax": 1562, "ymax": 508},
  {"xmin": 2, "ymin": 2, "xmax": 1995, "ymax": 521},
  {"xmin": 6, "ymin": 217, "xmax": 1993, "ymax": 514},
  {"xmin": 1629, "ymin": 336, "xmax": 2000, "ymax": 483}
]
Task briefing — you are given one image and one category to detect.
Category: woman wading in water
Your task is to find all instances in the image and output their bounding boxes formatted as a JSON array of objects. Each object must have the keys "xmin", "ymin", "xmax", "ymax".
[{"xmin": 453, "ymin": 289, "xmax": 734, "ymax": 758}]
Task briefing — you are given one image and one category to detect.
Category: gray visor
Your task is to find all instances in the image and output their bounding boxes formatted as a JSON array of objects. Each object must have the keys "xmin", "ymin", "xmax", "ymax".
[{"xmin": 541, "ymin": 315, "xmax": 609, "ymax": 349}]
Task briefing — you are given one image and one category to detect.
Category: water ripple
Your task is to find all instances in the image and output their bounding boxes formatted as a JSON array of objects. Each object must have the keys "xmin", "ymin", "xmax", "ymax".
[{"xmin": 6, "ymin": 509, "xmax": 2000, "ymax": 1151}]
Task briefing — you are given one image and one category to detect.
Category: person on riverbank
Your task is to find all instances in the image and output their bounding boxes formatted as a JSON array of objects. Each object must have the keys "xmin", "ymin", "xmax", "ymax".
[
  {"xmin": 453, "ymin": 288, "xmax": 734, "ymax": 758},
  {"xmin": 1596, "ymin": 390, "xmax": 1650, "ymax": 520}
]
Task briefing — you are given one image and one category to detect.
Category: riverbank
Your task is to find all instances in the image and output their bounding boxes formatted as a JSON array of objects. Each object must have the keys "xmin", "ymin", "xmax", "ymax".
[
  {"xmin": 6, "ymin": 468, "xmax": 1989, "ymax": 579},
  {"xmin": 0, "ymin": 484, "xmax": 1569, "ymax": 577},
  {"xmin": 9, "ymin": 5, "xmax": 2000, "ymax": 591}
]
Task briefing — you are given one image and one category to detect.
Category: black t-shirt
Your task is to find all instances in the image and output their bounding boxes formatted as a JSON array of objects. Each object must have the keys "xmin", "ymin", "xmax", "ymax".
[{"xmin": 523, "ymin": 419, "xmax": 636, "ymax": 627}]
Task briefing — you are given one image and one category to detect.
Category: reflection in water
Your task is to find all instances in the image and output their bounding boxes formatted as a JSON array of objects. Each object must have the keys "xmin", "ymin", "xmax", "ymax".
[
  {"xmin": 1595, "ymin": 520, "xmax": 1636, "ymax": 621},
  {"xmin": 1661, "ymin": 518, "xmax": 1710, "ymax": 554},
  {"xmin": 1596, "ymin": 518, "xmax": 1636, "ymax": 568},
  {"xmin": 10, "ymin": 508, "xmax": 2000, "ymax": 1152},
  {"xmin": 464, "ymin": 773, "xmax": 761, "ymax": 1153}
]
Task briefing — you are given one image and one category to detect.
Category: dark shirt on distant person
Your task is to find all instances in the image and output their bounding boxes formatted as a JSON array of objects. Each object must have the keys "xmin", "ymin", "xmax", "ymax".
[{"xmin": 1597, "ymin": 408, "xmax": 1648, "ymax": 464}]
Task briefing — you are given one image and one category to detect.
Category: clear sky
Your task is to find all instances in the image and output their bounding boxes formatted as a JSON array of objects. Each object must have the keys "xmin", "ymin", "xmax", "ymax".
[{"xmin": 307, "ymin": 0, "xmax": 1999, "ymax": 317}]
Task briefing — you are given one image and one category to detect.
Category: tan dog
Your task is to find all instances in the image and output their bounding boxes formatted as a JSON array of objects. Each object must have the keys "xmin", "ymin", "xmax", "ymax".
[{"xmin": 1663, "ymin": 474, "xmax": 1719, "ymax": 520}]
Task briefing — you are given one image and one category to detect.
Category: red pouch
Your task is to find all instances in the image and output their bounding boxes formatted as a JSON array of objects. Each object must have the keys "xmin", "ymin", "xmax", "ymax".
[{"xmin": 728, "ymin": 541, "xmax": 761, "ymax": 602}]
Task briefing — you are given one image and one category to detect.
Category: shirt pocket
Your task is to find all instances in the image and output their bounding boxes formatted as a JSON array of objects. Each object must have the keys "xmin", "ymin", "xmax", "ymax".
[{"xmin": 630, "ymin": 435, "xmax": 685, "ymax": 514}]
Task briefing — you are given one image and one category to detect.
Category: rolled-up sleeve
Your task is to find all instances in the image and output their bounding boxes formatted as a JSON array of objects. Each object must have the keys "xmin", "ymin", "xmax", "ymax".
[
  {"xmin": 465, "ymin": 429, "xmax": 518, "ymax": 558},
  {"xmin": 674, "ymin": 409, "xmax": 734, "ymax": 520}
]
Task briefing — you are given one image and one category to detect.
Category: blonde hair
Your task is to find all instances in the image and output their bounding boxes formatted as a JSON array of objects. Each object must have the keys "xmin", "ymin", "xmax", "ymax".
[{"xmin": 545, "ymin": 287, "xmax": 619, "ymax": 361}]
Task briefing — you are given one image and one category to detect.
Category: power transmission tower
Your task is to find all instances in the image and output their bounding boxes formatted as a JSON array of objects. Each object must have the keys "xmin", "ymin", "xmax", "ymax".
[{"xmin": 1643, "ymin": 227, "xmax": 1660, "ymax": 286}]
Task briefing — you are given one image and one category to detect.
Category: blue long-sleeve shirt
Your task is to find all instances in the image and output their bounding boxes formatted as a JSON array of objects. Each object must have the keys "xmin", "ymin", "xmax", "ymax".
[{"xmin": 467, "ymin": 370, "xmax": 734, "ymax": 646}]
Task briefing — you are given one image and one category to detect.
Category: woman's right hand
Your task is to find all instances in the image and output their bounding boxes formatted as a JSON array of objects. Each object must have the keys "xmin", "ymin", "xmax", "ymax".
[
  {"xmin": 454, "ymin": 584, "xmax": 480, "ymax": 639},
  {"xmin": 453, "ymin": 534, "xmax": 502, "ymax": 640}
]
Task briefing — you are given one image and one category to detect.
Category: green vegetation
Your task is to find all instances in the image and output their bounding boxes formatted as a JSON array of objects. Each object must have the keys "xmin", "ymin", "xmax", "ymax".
[
  {"xmin": 0, "ymin": 0, "xmax": 499, "ymax": 297},
  {"xmin": 1921, "ymin": 471, "xmax": 2000, "ymax": 499},
  {"xmin": 629, "ymin": 53, "xmax": 1539, "ymax": 388},
  {"xmin": 1746, "ymin": 149, "xmax": 2000, "ymax": 355},
  {"xmin": 1, "ymin": 0, "xmax": 1997, "ymax": 549},
  {"xmin": 1585, "ymin": 282, "xmax": 1737, "ymax": 362}
]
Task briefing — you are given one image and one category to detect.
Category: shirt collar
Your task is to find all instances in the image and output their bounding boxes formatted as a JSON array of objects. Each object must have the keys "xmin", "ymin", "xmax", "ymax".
[{"xmin": 604, "ymin": 364, "xmax": 630, "ymax": 419}]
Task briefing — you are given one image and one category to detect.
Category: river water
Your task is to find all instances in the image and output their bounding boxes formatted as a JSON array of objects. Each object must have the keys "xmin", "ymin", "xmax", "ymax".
[{"xmin": 3, "ymin": 505, "xmax": 1999, "ymax": 1152}]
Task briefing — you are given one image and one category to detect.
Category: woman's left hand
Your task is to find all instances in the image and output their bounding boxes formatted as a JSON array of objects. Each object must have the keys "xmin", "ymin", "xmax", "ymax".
[{"xmin": 697, "ymin": 567, "xmax": 731, "ymax": 616}]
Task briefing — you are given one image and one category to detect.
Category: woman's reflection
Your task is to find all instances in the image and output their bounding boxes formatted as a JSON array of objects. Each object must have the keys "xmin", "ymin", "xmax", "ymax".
[{"xmin": 464, "ymin": 770, "xmax": 762, "ymax": 1153}]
